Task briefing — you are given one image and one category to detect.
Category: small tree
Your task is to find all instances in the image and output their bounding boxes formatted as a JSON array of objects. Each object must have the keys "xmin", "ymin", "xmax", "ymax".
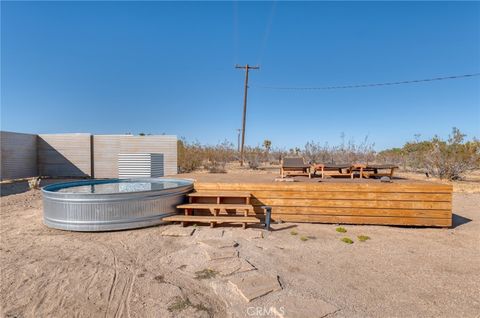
[{"xmin": 263, "ymin": 139, "xmax": 272, "ymax": 163}]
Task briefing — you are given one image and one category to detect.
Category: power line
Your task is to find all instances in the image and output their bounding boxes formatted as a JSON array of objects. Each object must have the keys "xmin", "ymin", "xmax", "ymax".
[
  {"xmin": 253, "ymin": 73, "xmax": 480, "ymax": 90},
  {"xmin": 256, "ymin": 1, "xmax": 277, "ymax": 66}
]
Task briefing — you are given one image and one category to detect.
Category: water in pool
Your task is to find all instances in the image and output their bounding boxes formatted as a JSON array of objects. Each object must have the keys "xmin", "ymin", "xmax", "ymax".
[{"xmin": 55, "ymin": 180, "xmax": 190, "ymax": 194}]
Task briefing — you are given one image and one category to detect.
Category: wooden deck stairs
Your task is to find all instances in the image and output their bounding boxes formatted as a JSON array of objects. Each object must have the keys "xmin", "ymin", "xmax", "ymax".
[{"xmin": 163, "ymin": 191, "xmax": 260, "ymax": 229}]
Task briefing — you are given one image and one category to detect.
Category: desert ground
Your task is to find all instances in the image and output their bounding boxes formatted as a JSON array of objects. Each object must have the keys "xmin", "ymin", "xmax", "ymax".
[{"xmin": 1, "ymin": 171, "xmax": 479, "ymax": 318}]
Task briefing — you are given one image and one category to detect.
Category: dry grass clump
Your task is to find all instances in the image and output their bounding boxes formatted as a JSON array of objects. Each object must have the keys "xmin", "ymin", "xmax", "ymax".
[
  {"xmin": 341, "ymin": 237, "xmax": 354, "ymax": 244},
  {"xmin": 194, "ymin": 269, "xmax": 217, "ymax": 280},
  {"xmin": 28, "ymin": 177, "xmax": 41, "ymax": 190},
  {"xmin": 336, "ymin": 227, "xmax": 347, "ymax": 233},
  {"xmin": 168, "ymin": 296, "xmax": 211, "ymax": 315},
  {"xmin": 358, "ymin": 235, "xmax": 371, "ymax": 242}
]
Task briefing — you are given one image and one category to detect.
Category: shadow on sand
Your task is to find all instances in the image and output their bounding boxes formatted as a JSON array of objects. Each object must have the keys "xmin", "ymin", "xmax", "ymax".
[{"xmin": 451, "ymin": 213, "xmax": 472, "ymax": 229}]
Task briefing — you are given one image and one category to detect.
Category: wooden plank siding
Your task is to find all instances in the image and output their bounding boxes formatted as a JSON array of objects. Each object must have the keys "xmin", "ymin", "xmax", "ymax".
[{"xmin": 193, "ymin": 182, "xmax": 453, "ymax": 227}]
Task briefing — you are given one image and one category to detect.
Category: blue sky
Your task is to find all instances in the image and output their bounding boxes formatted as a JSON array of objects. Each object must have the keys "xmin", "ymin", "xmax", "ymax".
[{"xmin": 2, "ymin": 1, "xmax": 479, "ymax": 150}]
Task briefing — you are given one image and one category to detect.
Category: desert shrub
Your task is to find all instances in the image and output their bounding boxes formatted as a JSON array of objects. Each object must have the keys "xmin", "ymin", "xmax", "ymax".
[
  {"xmin": 358, "ymin": 235, "xmax": 371, "ymax": 242},
  {"xmin": 247, "ymin": 159, "xmax": 260, "ymax": 170},
  {"xmin": 302, "ymin": 134, "xmax": 375, "ymax": 164},
  {"xmin": 335, "ymin": 227, "xmax": 347, "ymax": 233},
  {"xmin": 423, "ymin": 128, "xmax": 480, "ymax": 180},
  {"xmin": 28, "ymin": 177, "xmax": 41, "ymax": 190},
  {"xmin": 244, "ymin": 146, "xmax": 264, "ymax": 169},
  {"xmin": 379, "ymin": 128, "xmax": 480, "ymax": 180},
  {"xmin": 204, "ymin": 140, "xmax": 235, "ymax": 173},
  {"xmin": 341, "ymin": 237, "xmax": 354, "ymax": 244},
  {"xmin": 270, "ymin": 147, "xmax": 288, "ymax": 164},
  {"xmin": 177, "ymin": 128, "xmax": 478, "ymax": 180},
  {"xmin": 177, "ymin": 139, "xmax": 204, "ymax": 173},
  {"xmin": 377, "ymin": 147, "xmax": 406, "ymax": 168}
]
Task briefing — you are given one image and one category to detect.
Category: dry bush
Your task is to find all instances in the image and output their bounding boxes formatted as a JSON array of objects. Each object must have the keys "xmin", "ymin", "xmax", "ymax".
[
  {"xmin": 270, "ymin": 147, "xmax": 288, "ymax": 164},
  {"xmin": 177, "ymin": 128, "xmax": 478, "ymax": 180},
  {"xmin": 302, "ymin": 135, "xmax": 375, "ymax": 164},
  {"xmin": 244, "ymin": 146, "xmax": 264, "ymax": 169},
  {"xmin": 177, "ymin": 139, "xmax": 204, "ymax": 173},
  {"xmin": 423, "ymin": 128, "xmax": 480, "ymax": 180},
  {"xmin": 204, "ymin": 140, "xmax": 235, "ymax": 173},
  {"xmin": 377, "ymin": 148, "xmax": 406, "ymax": 168},
  {"xmin": 379, "ymin": 128, "xmax": 480, "ymax": 180}
]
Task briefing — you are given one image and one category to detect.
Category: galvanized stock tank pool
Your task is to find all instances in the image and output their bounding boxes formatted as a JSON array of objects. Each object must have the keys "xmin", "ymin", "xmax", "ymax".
[{"xmin": 42, "ymin": 178, "xmax": 193, "ymax": 231}]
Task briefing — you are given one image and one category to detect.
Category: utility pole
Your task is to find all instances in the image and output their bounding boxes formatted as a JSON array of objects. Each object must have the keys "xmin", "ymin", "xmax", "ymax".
[
  {"xmin": 235, "ymin": 64, "xmax": 259, "ymax": 166},
  {"xmin": 236, "ymin": 128, "xmax": 241, "ymax": 152}
]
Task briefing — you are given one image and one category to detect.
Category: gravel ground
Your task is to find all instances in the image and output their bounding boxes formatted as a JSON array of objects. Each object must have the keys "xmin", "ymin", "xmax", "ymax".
[{"xmin": 0, "ymin": 186, "xmax": 479, "ymax": 317}]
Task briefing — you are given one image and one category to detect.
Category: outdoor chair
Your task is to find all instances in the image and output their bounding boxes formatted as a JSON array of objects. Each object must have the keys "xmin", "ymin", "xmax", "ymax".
[{"xmin": 280, "ymin": 157, "xmax": 312, "ymax": 178}]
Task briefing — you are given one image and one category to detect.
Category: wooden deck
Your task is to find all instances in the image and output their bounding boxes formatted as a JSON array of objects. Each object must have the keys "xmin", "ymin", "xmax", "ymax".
[{"xmin": 193, "ymin": 181, "xmax": 453, "ymax": 227}]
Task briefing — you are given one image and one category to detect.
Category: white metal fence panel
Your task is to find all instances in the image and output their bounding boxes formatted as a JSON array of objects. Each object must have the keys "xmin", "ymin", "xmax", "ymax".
[{"xmin": 118, "ymin": 153, "xmax": 164, "ymax": 178}]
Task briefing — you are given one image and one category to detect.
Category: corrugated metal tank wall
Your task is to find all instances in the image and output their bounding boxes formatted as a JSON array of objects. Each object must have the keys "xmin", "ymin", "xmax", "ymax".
[
  {"xmin": 0, "ymin": 131, "xmax": 38, "ymax": 180},
  {"xmin": 38, "ymin": 134, "xmax": 92, "ymax": 177},
  {"xmin": 93, "ymin": 135, "xmax": 177, "ymax": 178}
]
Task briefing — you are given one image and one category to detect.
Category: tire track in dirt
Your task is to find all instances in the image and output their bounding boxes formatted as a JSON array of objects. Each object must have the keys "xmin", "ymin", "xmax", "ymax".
[
  {"xmin": 105, "ymin": 248, "xmax": 119, "ymax": 318},
  {"xmin": 101, "ymin": 241, "xmax": 140, "ymax": 318},
  {"xmin": 125, "ymin": 270, "xmax": 137, "ymax": 318}
]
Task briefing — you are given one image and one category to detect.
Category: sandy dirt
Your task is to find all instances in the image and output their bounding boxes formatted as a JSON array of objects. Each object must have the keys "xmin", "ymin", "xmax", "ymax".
[{"xmin": 1, "ymin": 180, "xmax": 479, "ymax": 317}]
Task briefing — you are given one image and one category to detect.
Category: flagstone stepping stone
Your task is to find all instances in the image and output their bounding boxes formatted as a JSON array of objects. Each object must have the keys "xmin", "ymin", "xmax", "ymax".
[
  {"xmin": 198, "ymin": 239, "xmax": 238, "ymax": 249},
  {"xmin": 160, "ymin": 227, "xmax": 195, "ymax": 237},
  {"xmin": 270, "ymin": 295, "xmax": 338, "ymax": 318},
  {"xmin": 229, "ymin": 273, "xmax": 282, "ymax": 302},
  {"xmin": 194, "ymin": 228, "xmax": 225, "ymax": 239},
  {"xmin": 204, "ymin": 247, "xmax": 239, "ymax": 260},
  {"xmin": 224, "ymin": 229, "xmax": 264, "ymax": 240},
  {"xmin": 209, "ymin": 257, "xmax": 256, "ymax": 276}
]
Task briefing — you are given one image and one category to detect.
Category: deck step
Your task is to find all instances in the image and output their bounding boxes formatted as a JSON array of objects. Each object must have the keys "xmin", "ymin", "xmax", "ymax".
[
  {"xmin": 177, "ymin": 203, "xmax": 254, "ymax": 210},
  {"xmin": 187, "ymin": 191, "xmax": 251, "ymax": 198},
  {"xmin": 163, "ymin": 215, "xmax": 261, "ymax": 223}
]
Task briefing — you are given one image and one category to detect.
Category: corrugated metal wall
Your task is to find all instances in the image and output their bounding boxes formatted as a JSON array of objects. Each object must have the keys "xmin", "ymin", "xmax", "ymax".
[
  {"xmin": 0, "ymin": 131, "xmax": 38, "ymax": 180},
  {"xmin": 38, "ymin": 134, "xmax": 92, "ymax": 177},
  {"xmin": 94, "ymin": 135, "xmax": 177, "ymax": 178},
  {"xmin": 0, "ymin": 132, "xmax": 177, "ymax": 180}
]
